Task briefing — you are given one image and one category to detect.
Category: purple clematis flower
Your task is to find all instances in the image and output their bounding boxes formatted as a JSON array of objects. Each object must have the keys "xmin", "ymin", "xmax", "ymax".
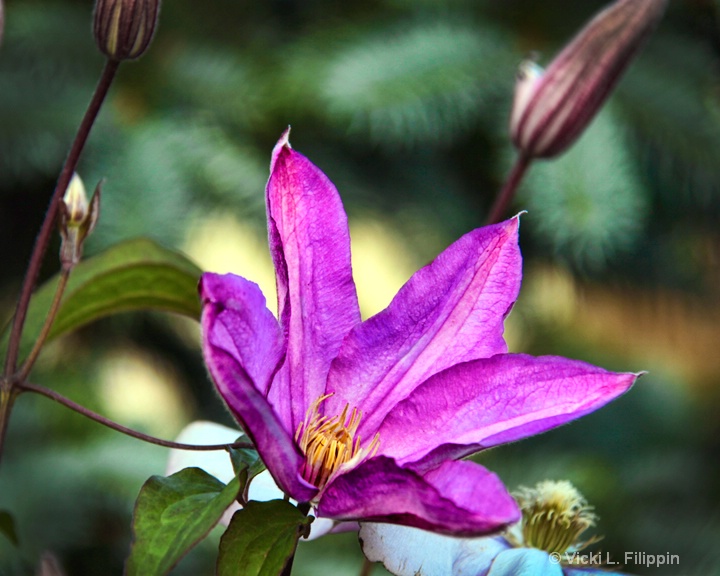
[{"xmin": 200, "ymin": 129, "xmax": 638, "ymax": 536}]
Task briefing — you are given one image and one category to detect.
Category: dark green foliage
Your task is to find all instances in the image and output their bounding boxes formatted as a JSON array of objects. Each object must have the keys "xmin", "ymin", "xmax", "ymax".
[
  {"xmin": 0, "ymin": 238, "xmax": 203, "ymax": 364},
  {"xmin": 126, "ymin": 468, "xmax": 240, "ymax": 576},
  {"xmin": 0, "ymin": 510, "xmax": 19, "ymax": 547},
  {"xmin": 217, "ymin": 501, "xmax": 312, "ymax": 576}
]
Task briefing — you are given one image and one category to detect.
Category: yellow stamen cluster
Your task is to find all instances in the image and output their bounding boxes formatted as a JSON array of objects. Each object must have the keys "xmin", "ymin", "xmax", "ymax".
[
  {"xmin": 514, "ymin": 480, "xmax": 599, "ymax": 555},
  {"xmin": 295, "ymin": 394, "xmax": 380, "ymax": 490}
]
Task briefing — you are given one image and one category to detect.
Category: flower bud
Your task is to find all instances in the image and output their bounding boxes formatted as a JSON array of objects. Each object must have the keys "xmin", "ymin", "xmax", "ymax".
[
  {"xmin": 0, "ymin": 0, "xmax": 5, "ymax": 48},
  {"xmin": 59, "ymin": 174, "xmax": 101, "ymax": 269},
  {"xmin": 93, "ymin": 0, "xmax": 160, "ymax": 61},
  {"xmin": 510, "ymin": 0, "xmax": 667, "ymax": 159}
]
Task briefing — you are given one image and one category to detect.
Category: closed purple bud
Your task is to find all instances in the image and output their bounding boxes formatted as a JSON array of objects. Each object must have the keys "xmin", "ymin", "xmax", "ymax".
[
  {"xmin": 510, "ymin": 0, "xmax": 667, "ymax": 159},
  {"xmin": 93, "ymin": 0, "xmax": 160, "ymax": 61},
  {"xmin": 0, "ymin": 0, "xmax": 4, "ymax": 48}
]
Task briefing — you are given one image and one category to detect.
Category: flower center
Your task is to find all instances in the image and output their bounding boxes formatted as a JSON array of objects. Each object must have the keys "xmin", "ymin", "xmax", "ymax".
[
  {"xmin": 295, "ymin": 394, "xmax": 380, "ymax": 490},
  {"xmin": 514, "ymin": 480, "xmax": 598, "ymax": 555}
]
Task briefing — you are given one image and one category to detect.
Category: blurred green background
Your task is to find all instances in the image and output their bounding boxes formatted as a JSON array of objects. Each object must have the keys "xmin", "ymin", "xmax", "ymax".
[{"xmin": 1, "ymin": 0, "xmax": 720, "ymax": 574}]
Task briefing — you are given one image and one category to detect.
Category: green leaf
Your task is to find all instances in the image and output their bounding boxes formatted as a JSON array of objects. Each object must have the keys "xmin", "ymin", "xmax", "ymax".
[
  {"xmin": 0, "ymin": 510, "xmax": 19, "ymax": 546},
  {"xmin": 125, "ymin": 467, "xmax": 240, "ymax": 576},
  {"xmin": 217, "ymin": 500, "xmax": 313, "ymax": 576},
  {"xmin": 228, "ymin": 435, "xmax": 265, "ymax": 495},
  {"xmin": 1, "ymin": 238, "xmax": 202, "ymax": 363}
]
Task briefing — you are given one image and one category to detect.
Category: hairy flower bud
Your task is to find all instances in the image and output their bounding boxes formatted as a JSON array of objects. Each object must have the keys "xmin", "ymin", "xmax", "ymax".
[
  {"xmin": 59, "ymin": 174, "xmax": 101, "ymax": 269},
  {"xmin": 510, "ymin": 0, "xmax": 667, "ymax": 159},
  {"xmin": 93, "ymin": 0, "xmax": 160, "ymax": 61}
]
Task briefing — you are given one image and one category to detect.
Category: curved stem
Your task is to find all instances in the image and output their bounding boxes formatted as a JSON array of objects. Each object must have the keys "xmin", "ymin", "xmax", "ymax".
[
  {"xmin": 485, "ymin": 153, "xmax": 532, "ymax": 225},
  {"xmin": 17, "ymin": 381, "xmax": 252, "ymax": 452},
  {"xmin": 18, "ymin": 269, "xmax": 71, "ymax": 382},
  {"xmin": 4, "ymin": 59, "xmax": 120, "ymax": 378}
]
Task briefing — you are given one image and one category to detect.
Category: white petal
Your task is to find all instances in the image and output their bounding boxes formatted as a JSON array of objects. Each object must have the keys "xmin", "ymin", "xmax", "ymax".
[
  {"xmin": 488, "ymin": 549, "xmax": 563, "ymax": 576},
  {"xmin": 166, "ymin": 420, "xmax": 240, "ymax": 483},
  {"xmin": 359, "ymin": 523, "xmax": 509, "ymax": 576}
]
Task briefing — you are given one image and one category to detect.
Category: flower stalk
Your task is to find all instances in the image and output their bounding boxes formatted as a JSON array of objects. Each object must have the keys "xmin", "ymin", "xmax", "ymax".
[
  {"xmin": 17, "ymin": 270, "xmax": 71, "ymax": 383},
  {"xmin": 0, "ymin": 389, "xmax": 17, "ymax": 469},
  {"xmin": 0, "ymin": 0, "xmax": 5, "ymax": 48},
  {"xmin": 4, "ymin": 59, "xmax": 119, "ymax": 379},
  {"xmin": 485, "ymin": 153, "xmax": 531, "ymax": 225},
  {"xmin": 16, "ymin": 381, "xmax": 253, "ymax": 452}
]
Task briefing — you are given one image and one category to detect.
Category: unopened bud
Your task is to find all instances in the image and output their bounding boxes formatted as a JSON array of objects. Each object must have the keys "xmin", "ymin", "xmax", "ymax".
[
  {"xmin": 63, "ymin": 173, "xmax": 90, "ymax": 227},
  {"xmin": 59, "ymin": 174, "xmax": 101, "ymax": 269},
  {"xmin": 0, "ymin": 0, "xmax": 5, "ymax": 48},
  {"xmin": 510, "ymin": 0, "xmax": 667, "ymax": 159},
  {"xmin": 93, "ymin": 0, "xmax": 160, "ymax": 61}
]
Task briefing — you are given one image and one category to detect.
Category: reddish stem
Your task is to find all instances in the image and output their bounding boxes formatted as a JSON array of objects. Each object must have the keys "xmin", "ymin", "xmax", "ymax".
[
  {"xmin": 4, "ymin": 60, "xmax": 120, "ymax": 378},
  {"xmin": 18, "ymin": 381, "xmax": 252, "ymax": 452},
  {"xmin": 485, "ymin": 153, "xmax": 532, "ymax": 225}
]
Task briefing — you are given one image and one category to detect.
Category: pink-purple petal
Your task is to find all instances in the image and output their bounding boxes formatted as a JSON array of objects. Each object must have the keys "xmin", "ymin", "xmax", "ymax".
[
  {"xmin": 327, "ymin": 218, "xmax": 522, "ymax": 435},
  {"xmin": 266, "ymin": 131, "xmax": 361, "ymax": 429},
  {"xmin": 200, "ymin": 273, "xmax": 317, "ymax": 502},
  {"xmin": 317, "ymin": 457, "xmax": 519, "ymax": 536},
  {"xmin": 377, "ymin": 353, "xmax": 638, "ymax": 469}
]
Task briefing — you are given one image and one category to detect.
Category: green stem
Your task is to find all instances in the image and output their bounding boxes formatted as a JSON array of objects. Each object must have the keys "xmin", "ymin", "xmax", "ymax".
[
  {"xmin": 17, "ymin": 381, "xmax": 252, "ymax": 452},
  {"xmin": 18, "ymin": 269, "xmax": 71, "ymax": 382},
  {"xmin": 359, "ymin": 557, "xmax": 374, "ymax": 576},
  {"xmin": 4, "ymin": 59, "xmax": 120, "ymax": 378},
  {"xmin": 485, "ymin": 153, "xmax": 532, "ymax": 225},
  {"xmin": 0, "ymin": 389, "xmax": 17, "ymax": 471},
  {"xmin": 280, "ymin": 502, "xmax": 313, "ymax": 576}
]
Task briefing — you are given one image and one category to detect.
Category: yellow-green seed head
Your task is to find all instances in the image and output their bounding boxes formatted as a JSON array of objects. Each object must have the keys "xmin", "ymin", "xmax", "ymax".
[{"xmin": 514, "ymin": 480, "xmax": 598, "ymax": 555}]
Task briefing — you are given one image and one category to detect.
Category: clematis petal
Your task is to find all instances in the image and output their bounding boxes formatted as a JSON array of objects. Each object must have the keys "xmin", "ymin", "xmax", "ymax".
[
  {"xmin": 360, "ymin": 524, "xmax": 510, "ymax": 576},
  {"xmin": 200, "ymin": 273, "xmax": 317, "ymax": 502},
  {"xmin": 488, "ymin": 548, "xmax": 562, "ymax": 576},
  {"xmin": 317, "ymin": 458, "xmax": 519, "ymax": 536},
  {"xmin": 266, "ymin": 130, "xmax": 361, "ymax": 429},
  {"xmin": 377, "ymin": 354, "xmax": 638, "ymax": 469},
  {"xmin": 327, "ymin": 218, "xmax": 521, "ymax": 434}
]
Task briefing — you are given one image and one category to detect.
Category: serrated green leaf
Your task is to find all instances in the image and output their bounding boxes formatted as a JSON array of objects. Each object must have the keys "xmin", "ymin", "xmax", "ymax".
[
  {"xmin": 217, "ymin": 500, "xmax": 312, "ymax": 576},
  {"xmin": 126, "ymin": 467, "xmax": 240, "ymax": 576},
  {"xmin": 1, "ymin": 238, "xmax": 202, "ymax": 364},
  {"xmin": 0, "ymin": 510, "xmax": 19, "ymax": 547}
]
